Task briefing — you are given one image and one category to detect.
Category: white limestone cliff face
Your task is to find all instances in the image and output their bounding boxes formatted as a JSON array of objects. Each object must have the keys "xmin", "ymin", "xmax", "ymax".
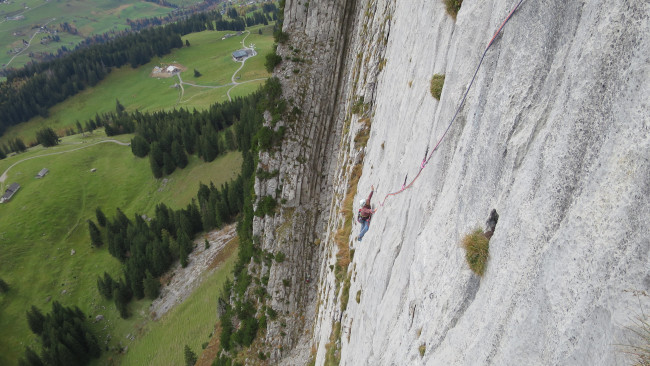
[{"xmin": 261, "ymin": 0, "xmax": 649, "ymax": 365}]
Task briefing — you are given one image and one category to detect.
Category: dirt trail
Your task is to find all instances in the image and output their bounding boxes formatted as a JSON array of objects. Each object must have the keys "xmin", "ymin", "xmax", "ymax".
[
  {"xmin": 0, "ymin": 139, "xmax": 130, "ymax": 185},
  {"xmin": 149, "ymin": 225, "xmax": 237, "ymax": 320},
  {"xmin": 226, "ymin": 31, "xmax": 259, "ymax": 101},
  {"xmin": 4, "ymin": 17, "xmax": 55, "ymax": 68},
  {"xmin": 173, "ymin": 31, "xmax": 267, "ymax": 104}
]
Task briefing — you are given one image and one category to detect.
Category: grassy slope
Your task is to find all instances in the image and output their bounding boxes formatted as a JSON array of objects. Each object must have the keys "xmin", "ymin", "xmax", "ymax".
[
  {"xmin": 0, "ymin": 130, "xmax": 241, "ymax": 364},
  {"xmin": 116, "ymin": 238, "xmax": 238, "ymax": 366},
  {"xmin": 0, "ymin": 16, "xmax": 272, "ymax": 364},
  {"xmin": 0, "ymin": 23, "xmax": 275, "ymax": 146},
  {"xmin": 0, "ymin": 0, "xmax": 171, "ymax": 69}
]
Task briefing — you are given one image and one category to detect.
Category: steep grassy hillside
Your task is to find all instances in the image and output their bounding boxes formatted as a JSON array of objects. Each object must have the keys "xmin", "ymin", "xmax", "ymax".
[
  {"xmin": 0, "ymin": 131, "xmax": 241, "ymax": 364},
  {"xmin": 117, "ymin": 238, "xmax": 238, "ymax": 365},
  {"xmin": 0, "ymin": 24, "xmax": 275, "ymax": 146}
]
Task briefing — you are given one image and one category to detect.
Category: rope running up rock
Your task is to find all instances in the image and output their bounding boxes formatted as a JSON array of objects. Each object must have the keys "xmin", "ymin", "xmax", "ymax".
[{"xmin": 376, "ymin": 0, "xmax": 526, "ymax": 209}]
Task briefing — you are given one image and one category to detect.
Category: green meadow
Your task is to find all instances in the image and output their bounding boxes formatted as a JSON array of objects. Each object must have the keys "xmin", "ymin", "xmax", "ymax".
[
  {"xmin": 117, "ymin": 240, "xmax": 237, "ymax": 365},
  {"xmin": 0, "ymin": 0, "xmax": 173, "ymax": 69},
  {"xmin": 0, "ymin": 13, "xmax": 273, "ymax": 364},
  {"xmin": 0, "ymin": 129, "xmax": 241, "ymax": 364},
  {"xmin": 0, "ymin": 23, "xmax": 275, "ymax": 146}
]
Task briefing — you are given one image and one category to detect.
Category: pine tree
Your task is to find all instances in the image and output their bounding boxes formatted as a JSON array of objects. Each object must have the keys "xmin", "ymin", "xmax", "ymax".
[
  {"xmin": 184, "ymin": 345, "xmax": 197, "ymax": 366},
  {"xmin": 143, "ymin": 271, "xmax": 160, "ymax": 299},
  {"xmin": 19, "ymin": 346, "xmax": 44, "ymax": 366},
  {"xmin": 113, "ymin": 280, "xmax": 131, "ymax": 319},
  {"xmin": 149, "ymin": 153, "xmax": 163, "ymax": 178},
  {"xmin": 13, "ymin": 137, "xmax": 27, "ymax": 152},
  {"xmin": 180, "ymin": 243, "xmax": 189, "ymax": 268},
  {"xmin": 131, "ymin": 135, "xmax": 150, "ymax": 157},
  {"xmin": 26, "ymin": 306, "xmax": 45, "ymax": 335},
  {"xmin": 115, "ymin": 99, "xmax": 125, "ymax": 115},
  {"xmin": 177, "ymin": 213, "xmax": 193, "ymax": 238},
  {"xmin": 0, "ymin": 278, "xmax": 9, "ymax": 293},
  {"xmin": 163, "ymin": 152, "xmax": 176, "ymax": 175},
  {"xmin": 36, "ymin": 127, "xmax": 60, "ymax": 147},
  {"xmin": 186, "ymin": 200, "xmax": 203, "ymax": 233},
  {"xmin": 95, "ymin": 207, "xmax": 106, "ymax": 227},
  {"xmin": 178, "ymin": 231, "xmax": 192, "ymax": 268},
  {"xmin": 171, "ymin": 140, "xmax": 188, "ymax": 169},
  {"xmin": 224, "ymin": 129, "xmax": 236, "ymax": 150},
  {"xmin": 97, "ymin": 272, "xmax": 115, "ymax": 299},
  {"xmin": 201, "ymin": 204, "xmax": 216, "ymax": 230},
  {"xmin": 88, "ymin": 220, "xmax": 102, "ymax": 246}
]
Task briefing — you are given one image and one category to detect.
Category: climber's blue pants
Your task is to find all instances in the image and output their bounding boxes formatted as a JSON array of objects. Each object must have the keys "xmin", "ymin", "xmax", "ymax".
[{"xmin": 358, "ymin": 220, "xmax": 370, "ymax": 241}]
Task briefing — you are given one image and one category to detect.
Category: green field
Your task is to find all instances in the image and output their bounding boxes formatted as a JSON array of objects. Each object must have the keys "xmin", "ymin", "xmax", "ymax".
[
  {"xmin": 0, "ymin": 23, "xmax": 275, "ymax": 146},
  {"xmin": 0, "ymin": 129, "xmax": 242, "ymax": 364},
  {"xmin": 0, "ymin": 10, "xmax": 273, "ymax": 364},
  {"xmin": 0, "ymin": 0, "xmax": 173, "ymax": 69},
  {"xmin": 116, "ymin": 239, "xmax": 237, "ymax": 365}
]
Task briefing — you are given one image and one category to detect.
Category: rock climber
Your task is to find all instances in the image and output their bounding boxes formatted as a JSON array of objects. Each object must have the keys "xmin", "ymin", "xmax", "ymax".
[{"xmin": 357, "ymin": 185, "xmax": 375, "ymax": 241}]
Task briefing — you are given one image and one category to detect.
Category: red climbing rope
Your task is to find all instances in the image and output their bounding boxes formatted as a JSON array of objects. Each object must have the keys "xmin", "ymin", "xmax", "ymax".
[{"xmin": 376, "ymin": 0, "xmax": 525, "ymax": 209}]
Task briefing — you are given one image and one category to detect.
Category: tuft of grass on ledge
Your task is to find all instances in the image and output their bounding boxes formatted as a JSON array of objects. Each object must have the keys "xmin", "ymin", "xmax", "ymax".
[
  {"xmin": 324, "ymin": 321, "xmax": 342, "ymax": 366},
  {"xmin": 461, "ymin": 228, "xmax": 490, "ymax": 276},
  {"xmin": 430, "ymin": 74, "xmax": 445, "ymax": 100},
  {"xmin": 335, "ymin": 163, "xmax": 363, "ymax": 270},
  {"xmin": 619, "ymin": 315, "xmax": 650, "ymax": 366},
  {"xmin": 444, "ymin": 0, "xmax": 463, "ymax": 19}
]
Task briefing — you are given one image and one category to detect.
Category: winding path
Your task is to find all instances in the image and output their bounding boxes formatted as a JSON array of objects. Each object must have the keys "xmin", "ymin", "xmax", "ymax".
[
  {"xmin": 3, "ymin": 17, "xmax": 55, "ymax": 69},
  {"xmin": 173, "ymin": 30, "xmax": 268, "ymax": 104},
  {"xmin": 0, "ymin": 139, "xmax": 130, "ymax": 186},
  {"xmin": 226, "ymin": 30, "xmax": 259, "ymax": 101}
]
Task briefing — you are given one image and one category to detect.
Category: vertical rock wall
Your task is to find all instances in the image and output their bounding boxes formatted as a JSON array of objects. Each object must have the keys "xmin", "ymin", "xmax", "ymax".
[
  {"xmin": 306, "ymin": 0, "xmax": 650, "ymax": 365},
  {"xmin": 252, "ymin": 0, "xmax": 360, "ymax": 362},
  {"xmin": 259, "ymin": 0, "xmax": 649, "ymax": 364}
]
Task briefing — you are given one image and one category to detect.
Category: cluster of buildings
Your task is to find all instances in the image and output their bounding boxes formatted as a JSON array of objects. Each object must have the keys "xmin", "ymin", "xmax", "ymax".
[
  {"xmin": 152, "ymin": 65, "xmax": 180, "ymax": 75},
  {"xmin": 1, "ymin": 168, "xmax": 48, "ymax": 203},
  {"xmin": 221, "ymin": 31, "xmax": 243, "ymax": 40}
]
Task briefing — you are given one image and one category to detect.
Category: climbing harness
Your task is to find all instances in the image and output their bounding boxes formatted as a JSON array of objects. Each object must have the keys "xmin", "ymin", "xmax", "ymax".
[{"xmin": 376, "ymin": 0, "xmax": 525, "ymax": 209}]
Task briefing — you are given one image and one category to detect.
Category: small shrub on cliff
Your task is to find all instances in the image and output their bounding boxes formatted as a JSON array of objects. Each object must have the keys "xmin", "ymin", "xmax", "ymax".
[
  {"xmin": 351, "ymin": 96, "xmax": 368, "ymax": 115},
  {"xmin": 265, "ymin": 45, "xmax": 282, "ymax": 72},
  {"xmin": 254, "ymin": 195, "xmax": 278, "ymax": 217},
  {"xmin": 275, "ymin": 251, "xmax": 286, "ymax": 262},
  {"xmin": 444, "ymin": 0, "xmax": 463, "ymax": 19},
  {"xmin": 461, "ymin": 228, "xmax": 490, "ymax": 276},
  {"xmin": 430, "ymin": 74, "xmax": 445, "ymax": 100},
  {"xmin": 274, "ymin": 30, "xmax": 289, "ymax": 44}
]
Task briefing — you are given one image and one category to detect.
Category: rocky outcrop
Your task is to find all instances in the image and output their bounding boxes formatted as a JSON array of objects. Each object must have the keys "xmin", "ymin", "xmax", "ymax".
[
  {"xmin": 252, "ymin": 0, "xmax": 360, "ymax": 361},
  {"xmin": 260, "ymin": 0, "xmax": 649, "ymax": 365}
]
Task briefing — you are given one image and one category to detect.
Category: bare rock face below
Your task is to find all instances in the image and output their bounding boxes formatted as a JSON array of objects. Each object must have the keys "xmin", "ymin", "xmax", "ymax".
[
  {"xmin": 269, "ymin": 0, "xmax": 650, "ymax": 365},
  {"xmin": 150, "ymin": 226, "xmax": 236, "ymax": 320}
]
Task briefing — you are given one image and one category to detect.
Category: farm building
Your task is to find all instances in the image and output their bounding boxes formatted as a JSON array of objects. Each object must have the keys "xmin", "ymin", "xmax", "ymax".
[
  {"xmin": 232, "ymin": 49, "xmax": 250, "ymax": 61},
  {"xmin": 35, "ymin": 168, "xmax": 49, "ymax": 179},
  {"xmin": 1, "ymin": 183, "xmax": 20, "ymax": 203},
  {"xmin": 166, "ymin": 65, "xmax": 179, "ymax": 73}
]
